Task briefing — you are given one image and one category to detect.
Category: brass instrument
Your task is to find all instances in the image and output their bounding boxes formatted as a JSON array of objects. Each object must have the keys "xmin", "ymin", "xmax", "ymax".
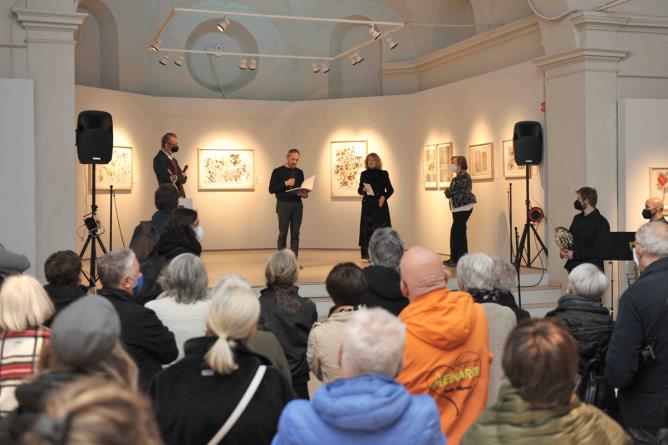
[{"xmin": 555, "ymin": 226, "xmax": 574, "ymax": 250}]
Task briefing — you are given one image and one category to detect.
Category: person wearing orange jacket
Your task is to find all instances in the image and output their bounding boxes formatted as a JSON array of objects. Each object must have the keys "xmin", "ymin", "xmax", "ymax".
[{"xmin": 396, "ymin": 246, "xmax": 491, "ymax": 445}]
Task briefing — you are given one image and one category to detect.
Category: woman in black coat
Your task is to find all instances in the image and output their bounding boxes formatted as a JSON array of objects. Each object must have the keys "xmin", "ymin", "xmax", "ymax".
[
  {"xmin": 154, "ymin": 207, "xmax": 203, "ymax": 260},
  {"xmin": 358, "ymin": 153, "xmax": 394, "ymax": 260},
  {"xmin": 444, "ymin": 156, "xmax": 476, "ymax": 267}
]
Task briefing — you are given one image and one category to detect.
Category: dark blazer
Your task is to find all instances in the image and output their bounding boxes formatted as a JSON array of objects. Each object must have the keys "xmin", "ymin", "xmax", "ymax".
[
  {"xmin": 43, "ymin": 283, "xmax": 88, "ymax": 326},
  {"xmin": 154, "ymin": 228, "xmax": 202, "ymax": 261},
  {"xmin": 150, "ymin": 337, "xmax": 293, "ymax": 445},
  {"xmin": 153, "ymin": 151, "xmax": 186, "ymax": 197},
  {"xmin": 259, "ymin": 287, "xmax": 317, "ymax": 385},
  {"xmin": 360, "ymin": 266, "xmax": 407, "ymax": 316},
  {"xmin": 606, "ymin": 257, "xmax": 668, "ymax": 429},
  {"xmin": 495, "ymin": 289, "xmax": 531, "ymax": 323},
  {"xmin": 565, "ymin": 209, "xmax": 610, "ymax": 272},
  {"xmin": 444, "ymin": 171, "xmax": 476, "ymax": 209},
  {"xmin": 357, "ymin": 169, "xmax": 393, "ymax": 247},
  {"xmin": 98, "ymin": 288, "xmax": 177, "ymax": 391}
]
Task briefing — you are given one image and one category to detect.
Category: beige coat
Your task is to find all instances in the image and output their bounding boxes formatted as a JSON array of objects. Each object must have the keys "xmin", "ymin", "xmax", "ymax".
[
  {"xmin": 307, "ymin": 310, "xmax": 355, "ymax": 383},
  {"xmin": 481, "ymin": 302, "xmax": 517, "ymax": 406}
]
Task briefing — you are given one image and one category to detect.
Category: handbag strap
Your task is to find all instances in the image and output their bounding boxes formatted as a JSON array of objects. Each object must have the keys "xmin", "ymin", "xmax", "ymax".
[{"xmin": 207, "ymin": 365, "xmax": 267, "ymax": 445}]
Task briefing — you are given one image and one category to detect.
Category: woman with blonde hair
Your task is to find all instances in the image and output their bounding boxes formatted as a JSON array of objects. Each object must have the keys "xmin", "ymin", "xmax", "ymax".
[
  {"xmin": 357, "ymin": 152, "xmax": 394, "ymax": 260},
  {"xmin": 151, "ymin": 285, "xmax": 293, "ymax": 445},
  {"xmin": 259, "ymin": 249, "xmax": 317, "ymax": 399},
  {"xmin": 0, "ymin": 275, "xmax": 54, "ymax": 415}
]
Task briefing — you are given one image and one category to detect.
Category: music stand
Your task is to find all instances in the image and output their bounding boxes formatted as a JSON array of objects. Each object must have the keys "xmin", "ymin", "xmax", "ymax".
[{"xmin": 594, "ymin": 231, "xmax": 636, "ymax": 316}]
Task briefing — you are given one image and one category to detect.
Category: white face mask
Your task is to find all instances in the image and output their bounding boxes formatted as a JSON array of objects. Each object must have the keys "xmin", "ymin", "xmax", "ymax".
[
  {"xmin": 194, "ymin": 225, "xmax": 204, "ymax": 241},
  {"xmin": 449, "ymin": 164, "xmax": 458, "ymax": 173}
]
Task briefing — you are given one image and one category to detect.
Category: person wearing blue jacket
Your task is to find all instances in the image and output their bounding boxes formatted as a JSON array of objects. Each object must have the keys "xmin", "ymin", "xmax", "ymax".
[{"xmin": 272, "ymin": 307, "xmax": 446, "ymax": 445}]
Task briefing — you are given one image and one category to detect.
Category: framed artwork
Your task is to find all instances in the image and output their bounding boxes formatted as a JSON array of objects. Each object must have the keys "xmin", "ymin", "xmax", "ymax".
[
  {"xmin": 423, "ymin": 144, "xmax": 437, "ymax": 189},
  {"xmin": 198, "ymin": 148, "xmax": 255, "ymax": 190},
  {"xmin": 503, "ymin": 139, "xmax": 528, "ymax": 179},
  {"xmin": 90, "ymin": 146, "xmax": 132, "ymax": 191},
  {"xmin": 649, "ymin": 167, "xmax": 668, "ymax": 209},
  {"xmin": 468, "ymin": 142, "xmax": 494, "ymax": 181},
  {"xmin": 437, "ymin": 142, "xmax": 453, "ymax": 189},
  {"xmin": 331, "ymin": 140, "xmax": 367, "ymax": 198}
]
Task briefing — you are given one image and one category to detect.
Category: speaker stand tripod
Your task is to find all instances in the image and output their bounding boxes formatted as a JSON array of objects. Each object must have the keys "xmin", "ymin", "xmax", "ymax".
[
  {"xmin": 79, "ymin": 163, "xmax": 108, "ymax": 289},
  {"xmin": 514, "ymin": 167, "xmax": 548, "ymax": 269}
]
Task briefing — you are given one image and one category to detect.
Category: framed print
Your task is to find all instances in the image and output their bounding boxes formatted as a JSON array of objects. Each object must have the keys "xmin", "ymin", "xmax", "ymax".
[
  {"xmin": 503, "ymin": 139, "xmax": 528, "ymax": 179},
  {"xmin": 423, "ymin": 144, "xmax": 437, "ymax": 189},
  {"xmin": 437, "ymin": 142, "xmax": 453, "ymax": 189},
  {"xmin": 649, "ymin": 167, "xmax": 668, "ymax": 210},
  {"xmin": 90, "ymin": 146, "xmax": 132, "ymax": 191},
  {"xmin": 331, "ymin": 140, "xmax": 367, "ymax": 198},
  {"xmin": 468, "ymin": 142, "xmax": 494, "ymax": 181},
  {"xmin": 198, "ymin": 148, "xmax": 255, "ymax": 190}
]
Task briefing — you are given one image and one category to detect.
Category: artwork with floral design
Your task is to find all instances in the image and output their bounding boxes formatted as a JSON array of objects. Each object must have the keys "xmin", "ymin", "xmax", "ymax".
[
  {"xmin": 649, "ymin": 167, "xmax": 668, "ymax": 209},
  {"xmin": 331, "ymin": 140, "xmax": 367, "ymax": 197},
  {"xmin": 90, "ymin": 146, "xmax": 132, "ymax": 191},
  {"xmin": 198, "ymin": 149, "xmax": 254, "ymax": 190}
]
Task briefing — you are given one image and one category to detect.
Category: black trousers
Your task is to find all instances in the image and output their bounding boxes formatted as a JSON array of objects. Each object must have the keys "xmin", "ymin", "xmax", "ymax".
[
  {"xmin": 277, "ymin": 201, "xmax": 303, "ymax": 257},
  {"xmin": 627, "ymin": 427, "xmax": 658, "ymax": 445},
  {"xmin": 450, "ymin": 209, "xmax": 472, "ymax": 263},
  {"xmin": 293, "ymin": 382, "xmax": 310, "ymax": 400}
]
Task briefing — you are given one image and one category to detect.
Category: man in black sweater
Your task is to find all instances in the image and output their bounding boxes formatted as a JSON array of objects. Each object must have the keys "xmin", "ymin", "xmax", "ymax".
[
  {"xmin": 269, "ymin": 149, "xmax": 308, "ymax": 258},
  {"xmin": 606, "ymin": 221, "xmax": 668, "ymax": 444},
  {"xmin": 561, "ymin": 186, "xmax": 610, "ymax": 272}
]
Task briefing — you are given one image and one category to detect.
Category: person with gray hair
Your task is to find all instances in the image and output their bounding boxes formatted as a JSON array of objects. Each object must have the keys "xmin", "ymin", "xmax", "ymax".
[
  {"xmin": 360, "ymin": 228, "xmax": 408, "ymax": 315},
  {"xmin": 491, "ymin": 257, "xmax": 530, "ymax": 322},
  {"xmin": 97, "ymin": 249, "xmax": 177, "ymax": 391},
  {"xmin": 145, "ymin": 254, "xmax": 210, "ymax": 360},
  {"xmin": 273, "ymin": 308, "xmax": 445, "ymax": 445},
  {"xmin": 457, "ymin": 253, "xmax": 517, "ymax": 407},
  {"xmin": 607, "ymin": 221, "xmax": 668, "ymax": 444}
]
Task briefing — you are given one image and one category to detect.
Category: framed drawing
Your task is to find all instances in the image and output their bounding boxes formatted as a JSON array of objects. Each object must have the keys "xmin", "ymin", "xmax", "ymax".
[
  {"xmin": 468, "ymin": 142, "xmax": 494, "ymax": 181},
  {"xmin": 503, "ymin": 139, "xmax": 528, "ymax": 179},
  {"xmin": 423, "ymin": 144, "xmax": 437, "ymax": 189},
  {"xmin": 198, "ymin": 148, "xmax": 255, "ymax": 190},
  {"xmin": 437, "ymin": 142, "xmax": 453, "ymax": 189},
  {"xmin": 649, "ymin": 167, "xmax": 668, "ymax": 210},
  {"xmin": 90, "ymin": 146, "xmax": 132, "ymax": 191},
  {"xmin": 331, "ymin": 140, "xmax": 367, "ymax": 198}
]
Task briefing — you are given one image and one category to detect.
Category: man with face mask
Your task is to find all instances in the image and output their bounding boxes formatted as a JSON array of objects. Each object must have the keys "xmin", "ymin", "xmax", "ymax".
[
  {"xmin": 560, "ymin": 186, "xmax": 610, "ymax": 272},
  {"xmin": 153, "ymin": 132, "xmax": 187, "ymax": 198},
  {"xmin": 97, "ymin": 249, "xmax": 178, "ymax": 391},
  {"xmin": 606, "ymin": 222, "xmax": 668, "ymax": 445},
  {"xmin": 642, "ymin": 197, "xmax": 667, "ymax": 223}
]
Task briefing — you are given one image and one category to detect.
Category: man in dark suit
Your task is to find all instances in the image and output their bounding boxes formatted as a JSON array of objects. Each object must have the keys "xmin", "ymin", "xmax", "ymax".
[{"xmin": 153, "ymin": 132, "xmax": 187, "ymax": 198}]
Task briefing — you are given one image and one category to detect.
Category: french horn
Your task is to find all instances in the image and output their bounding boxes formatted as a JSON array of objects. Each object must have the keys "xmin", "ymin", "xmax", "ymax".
[{"xmin": 555, "ymin": 226, "xmax": 574, "ymax": 250}]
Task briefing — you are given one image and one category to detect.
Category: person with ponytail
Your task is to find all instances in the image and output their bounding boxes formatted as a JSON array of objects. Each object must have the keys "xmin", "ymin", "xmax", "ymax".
[
  {"xmin": 258, "ymin": 250, "xmax": 317, "ymax": 400},
  {"xmin": 150, "ymin": 286, "xmax": 294, "ymax": 445}
]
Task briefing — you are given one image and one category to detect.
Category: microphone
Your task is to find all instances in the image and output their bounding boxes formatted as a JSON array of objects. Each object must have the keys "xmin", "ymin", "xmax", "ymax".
[{"xmin": 183, "ymin": 165, "xmax": 189, "ymax": 173}]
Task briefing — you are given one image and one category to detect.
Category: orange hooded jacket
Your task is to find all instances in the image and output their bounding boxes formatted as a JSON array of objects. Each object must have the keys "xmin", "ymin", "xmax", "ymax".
[{"xmin": 397, "ymin": 288, "xmax": 491, "ymax": 445}]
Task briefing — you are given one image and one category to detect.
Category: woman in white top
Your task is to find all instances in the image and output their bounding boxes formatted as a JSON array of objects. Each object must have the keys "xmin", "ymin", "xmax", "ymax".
[{"xmin": 146, "ymin": 253, "xmax": 210, "ymax": 360}]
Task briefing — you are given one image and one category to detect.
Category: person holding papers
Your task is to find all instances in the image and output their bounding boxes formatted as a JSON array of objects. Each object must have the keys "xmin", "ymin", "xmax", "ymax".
[
  {"xmin": 358, "ymin": 153, "xmax": 394, "ymax": 260},
  {"xmin": 269, "ymin": 149, "xmax": 309, "ymax": 259}
]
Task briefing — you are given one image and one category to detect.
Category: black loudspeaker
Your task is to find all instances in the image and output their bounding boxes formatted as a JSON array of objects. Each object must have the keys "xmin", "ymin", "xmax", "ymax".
[
  {"xmin": 513, "ymin": 121, "xmax": 543, "ymax": 166},
  {"xmin": 76, "ymin": 110, "xmax": 113, "ymax": 164}
]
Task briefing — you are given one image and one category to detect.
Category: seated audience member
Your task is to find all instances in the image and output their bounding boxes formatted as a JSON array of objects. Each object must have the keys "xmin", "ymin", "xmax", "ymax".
[
  {"xmin": 151, "ymin": 286, "xmax": 293, "ymax": 445},
  {"xmin": 307, "ymin": 263, "xmax": 366, "ymax": 383},
  {"xmin": 491, "ymin": 257, "xmax": 530, "ymax": 322},
  {"xmin": 43, "ymin": 250, "xmax": 87, "ymax": 324},
  {"xmin": 463, "ymin": 319, "xmax": 631, "ymax": 445},
  {"xmin": 360, "ymin": 228, "xmax": 408, "ymax": 315},
  {"xmin": 97, "ymin": 249, "xmax": 177, "ymax": 390},
  {"xmin": 0, "ymin": 276, "xmax": 54, "ymax": 415},
  {"xmin": 396, "ymin": 246, "xmax": 490, "ymax": 445},
  {"xmin": 0, "ymin": 244, "xmax": 30, "ymax": 286},
  {"xmin": 154, "ymin": 208, "xmax": 203, "ymax": 260},
  {"xmin": 31, "ymin": 377, "xmax": 162, "ymax": 445},
  {"xmin": 643, "ymin": 197, "xmax": 667, "ymax": 224},
  {"xmin": 457, "ymin": 253, "xmax": 517, "ymax": 407},
  {"xmin": 216, "ymin": 275, "xmax": 292, "ymax": 384},
  {"xmin": 0, "ymin": 295, "xmax": 137, "ymax": 442},
  {"xmin": 606, "ymin": 221, "xmax": 668, "ymax": 444},
  {"xmin": 130, "ymin": 184, "xmax": 180, "ymax": 262},
  {"xmin": 259, "ymin": 250, "xmax": 317, "ymax": 399},
  {"xmin": 146, "ymin": 254, "xmax": 210, "ymax": 359},
  {"xmin": 273, "ymin": 308, "xmax": 445, "ymax": 445}
]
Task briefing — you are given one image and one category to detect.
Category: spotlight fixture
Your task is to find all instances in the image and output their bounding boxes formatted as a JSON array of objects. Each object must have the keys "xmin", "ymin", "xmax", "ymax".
[
  {"xmin": 353, "ymin": 50, "xmax": 364, "ymax": 65},
  {"xmin": 368, "ymin": 25, "xmax": 381, "ymax": 40},
  {"xmin": 174, "ymin": 56, "xmax": 184, "ymax": 67},
  {"xmin": 239, "ymin": 58, "xmax": 248, "ymax": 70},
  {"xmin": 159, "ymin": 55, "xmax": 169, "ymax": 65},
  {"xmin": 350, "ymin": 53, "xmax": 358, "ymax": 65},
  {"xmin": 150, "ymin": 40, "xmax": 161, "ymax": 51},
  {"xmin": 312, "ymin": 63, "xmax": 321, "ymax": 73},
  {"xmin": 217, "ymin": 16, "xmax": 231, "ymax": 32},
  {"xmin": 321, "ymin": 64, "xmax": 330, "ymax": 74},
  {"xmin": 248, "ymin": 58, "xmax": 257, "ymax": 71},
  {"xmin": 387, "ymin": 35, "xmax": 399, "ymax": 50}
]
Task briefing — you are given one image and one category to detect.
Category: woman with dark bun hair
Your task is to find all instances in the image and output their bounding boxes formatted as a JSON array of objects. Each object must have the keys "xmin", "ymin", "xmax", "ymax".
[
  {"xmin": 444, "ymin": 156, "xmax": 476, "ymax": 267},
  {"xmin": 358, "ymin": 153, "xmax": 394, "ymax": 260}
]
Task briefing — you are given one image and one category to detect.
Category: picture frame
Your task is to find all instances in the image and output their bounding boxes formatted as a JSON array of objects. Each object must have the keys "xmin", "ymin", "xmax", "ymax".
[
  {"xmin": 89, "ymin": 146, "xmax": 132, "ymax": 191},
  {"xmin": 649, "ymin": 167, "xmax": 668, "ymax": 210},
  {"xmin": 437, "ymin": 142, "xmax": 453, "ymax": 189},
  {"xmin": 503, "ymin": 139, "xmax": 528, "ymax": 179},
  {"xmin": 331, "ymin": 140, "xmax": 367, "ymax": 198},
  {"xmin": 423, "ymin": 144, "xmax": 438, "ymax": 189},
  {"xmin": 468, "ymin": 142, "xmax": 494, "ymax": 181},
  {"xmin": 198, "ymin": 148, "xmax": 255, "ymax": 190}
]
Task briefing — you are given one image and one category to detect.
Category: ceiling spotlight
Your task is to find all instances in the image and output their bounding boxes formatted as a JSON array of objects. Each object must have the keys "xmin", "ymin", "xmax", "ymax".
[
  {"xmin": 312, "ymin": 63, "xmax": 321, "ymax": 73},
  {"xmin": 321, "ymin": 64, "xmax": 330, "ymax": 73},
  {"xmin": 174, "ymin": 56, "xmax": 184, "ymax": 67},
  {"xmin": 387, "ymin": 36, "xmax": 399, "ymax": 50},
  {"xmin": 350, "ymin": 53, "xmax": 357, "ymax": 65},
  {"xmin": 369, "ymin": 25, "xmax": 381, "ymax": 40},
  {"xmin": 217, "ymin": 16, "xmax": 231, "ymax": 32},
  {"xmin": 353, "ymin": 51, "xmax": 364, "ymax": 65},
  {"xmin": 248, "ymin": 58, "xmax": 257, "ymax": 71},
  {"xmin": 239, "ymin": 58, "xmax": 248, "ymax": 70},
  {"xmin": 150, "ymin": 40, "xmax": 161, "ymax": 51},
  {"xmin": 159, "ymin": 55, "xmax": 169, "ymax": 66}
]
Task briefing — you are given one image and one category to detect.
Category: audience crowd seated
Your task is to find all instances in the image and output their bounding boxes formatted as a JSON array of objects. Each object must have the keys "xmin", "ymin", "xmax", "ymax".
[
  {"xmin": 457, "ymin": 253, "xmax": 517, "ymax": 407},
  {"xmin": 307, "ymin": 262, "xmax": 366, "ymax": 383},
  {"xmin": 42, "ymin": 250, "xmax": 87, "ymax": 325},
  {"xmin": 0, "ymin": 243, "xmax": 31, "ymax": 286},
  {"xmin": 359, "ymin": 228, "xmax": 408, "ymax": 315},
  {"xmin": 259, "ymin": 249, "xmax": 317, "ymax": 399},
  {"xmin": 274, "ymin": 308, "xmax": 445, "ymax": 445},
  {"xmin": 490, "ymin": 256, "xmax": 530, "ymax": 322},
  {"xmin": 130, "ymin": 184, "xmax": 180, "ymax": 262},
  {"xmin": 463, "ymin": 319, "xmax": 631, "ymax": 445}
]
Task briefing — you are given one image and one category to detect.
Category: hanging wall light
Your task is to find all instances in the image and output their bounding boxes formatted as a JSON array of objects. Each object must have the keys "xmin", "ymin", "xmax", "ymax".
[
  {"xmin": 174, "ymin": 55, "xmax": 185, "ymax": 67},
  {"xmin": 249, "ymin": 58, "xmax": 257, "ymax": 71},
  {"xmin": 353, "ymin": 50, "xmax": 364, "ymax": 65},
  {"xmin": 312, "ymin": 63, "xmax": 321, "ymax": 73},
  {"xmin": 159, "ymin": 54, "xmax": 170, "ymax": 65},
  {"xmin": 368, "ymin": 25, "xmax": 381, "ymax": 40},
  {"xmin": 387, "ymin": 35, "xmax": 399, "ymax": 50},
  {"xmin": 321, "ymin": 64, "xmax": 330, "ymax": 73},
  {"xmin": 239, "ymin": 58, "xmax": 248, "ymax": 70},
  {"xmin": 217, "ymin": 16, "xmax": 231, "ymax": 32},
  {"xmin": 150, "ymin": 40, "xmax": 161, "ymax": 51}
]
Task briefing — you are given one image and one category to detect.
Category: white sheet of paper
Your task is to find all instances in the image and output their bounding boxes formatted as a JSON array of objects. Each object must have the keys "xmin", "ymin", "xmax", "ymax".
[
  {"xmin": 364, "ymin": 183, "xmax": 374, "ymax": 196},
  {"xmin": 287, "ymin": 175, "xmax": 315, "ymax": 192}
]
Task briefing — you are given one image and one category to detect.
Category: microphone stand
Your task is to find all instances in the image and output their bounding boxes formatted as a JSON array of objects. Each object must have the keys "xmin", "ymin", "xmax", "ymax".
[{"xmin": 109, "ymin": 184, "xmax": 114, "ymax": 250}]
